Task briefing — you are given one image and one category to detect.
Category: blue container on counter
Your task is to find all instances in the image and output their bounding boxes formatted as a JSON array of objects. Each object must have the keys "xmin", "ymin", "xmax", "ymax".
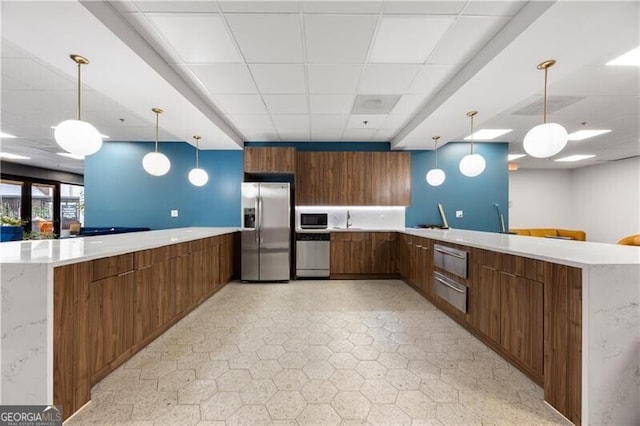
[{"xmin": 0, "ymin": 226, "xmax": 24, "ymax": 242}]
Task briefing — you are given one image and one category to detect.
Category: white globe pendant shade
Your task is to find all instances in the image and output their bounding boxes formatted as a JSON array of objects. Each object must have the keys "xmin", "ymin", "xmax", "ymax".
[
  {"xmin": 523, "ymin": 122, "xmax": 568, "ymax": 158},
  {"xmin": 188, "ymin": 168, "xmax": 208, "ymax": 186},
  {"xmin": 54, "ymin": 119, "xmax": 103, "ymax": 156},
  {"xmin": 142, "ymin": 152, "xmax": 171, "ymax": 176},
  {"xmin": 459, "ymin": 153, "xmax": 486, "ymax": 177},
  {"xmin": 426, "ymin": 168, "xmax": 446, "ymax": 186}
]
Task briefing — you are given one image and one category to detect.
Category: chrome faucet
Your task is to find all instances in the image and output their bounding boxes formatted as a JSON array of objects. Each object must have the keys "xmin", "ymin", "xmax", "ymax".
[{"xmin": 346, "ymin": 209, "xmax": 352, "ymax": 229}]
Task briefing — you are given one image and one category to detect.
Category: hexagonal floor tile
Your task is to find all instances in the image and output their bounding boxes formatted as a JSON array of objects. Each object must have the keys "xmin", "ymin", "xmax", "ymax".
[
  {"xmin": 216, "ymin": 369, "xmax": 252, "ymax": 392},
  {"xmin": 303, "ymin": 360, "xmax": 335, "ymax": 380},
  {"xmin": 200, "ymin": 391, "xmax": 242, "ymax": 421},
  {"xmin": 266, "ymin": 391, "xmax": 307, "ymax": 420},
  {"xmin": 239, "ymin": 379, "xmax": 277, "ymax": 404},
  {"xmin": 177, "ymin": 379, "xmax": 217, "ymax": 404},
  {"xmin": 331, "ymin": 391, "xmax": 371, "ymax": 419},
  {"xmin": 278, "ymin": 351, "xmax": 309, "ymax": 369},
  {"xmin": 366, "ymin": 404, "xmax": 411, "ymax": 425},
  {"xmin": 329, "ymin": 369, "xmax": 364, "ymax": 391},
  {"xmin": 360, "ymin": 379, "xmax": 398, "ymax": 404},
  {"xmin": 273, "ymin": 369, "xmax": 309, "ymax": 391},
  {"xmin": 397, "ymin": 390, "xmax": 437, "ymax": 420},
  {"xmin": 249, "ymin": 359, "xmax": 283, "ymax": 379},
  {"xmin": 356, "ymin": 360, "xmax": 388, "ymax": 379},
  {"xmin": 226, "ymin": 404, "xmax": 271, "ymax": 425},
  {"xmin": 297, "ymin": 404, "xmax": 341, "ymax": 425},
  {"xmin": 300, "ymin": 379, "xmax": 338, "ymax": 404},
  {"xmin": 257, "ymin": 345, "xmax": 286, "ymax": 360},
  {"xmin": 386, "ymin": 368, "xmax": 421, "ymax": 391},
  {"xmin": 328, "ymin": 352, "xmax": 359, "ymax": 369}
]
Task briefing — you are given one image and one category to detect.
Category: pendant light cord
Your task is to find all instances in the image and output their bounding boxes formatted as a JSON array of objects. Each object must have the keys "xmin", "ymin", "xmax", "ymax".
[
  {"xmin": 469, "ymin": 114, "xmax": 474, "ymax": 154},
  {"xmin": 433, "ymin": 136, "xmax": 440, "ymax": 168},
  {"xmin": 543, "ymin": 66, "xmax": 548, "ymax": 124},
  {"xmin": 155, "ymin": 111, "xmax": 159, "ymax": 153},
  {"xmin": 77, "ymin": 62, "xmax": 82, "ymax": 121},
  {"xmin": 195, "ymin": 137, "xmax": 200, "ymax": 168}
]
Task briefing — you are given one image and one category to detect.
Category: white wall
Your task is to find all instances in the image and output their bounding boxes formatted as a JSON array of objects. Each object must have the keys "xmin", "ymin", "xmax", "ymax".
[
  {"xmin": 508, "ymin": 169, "xmax": 574, "ymax": 229},
  {"xmin": 571, "ymin": 157, "xmax": 640, "ymax": 243},
  {"xmin": 509, "ymin": 157, "xmax": 640, "ymax": 243}
]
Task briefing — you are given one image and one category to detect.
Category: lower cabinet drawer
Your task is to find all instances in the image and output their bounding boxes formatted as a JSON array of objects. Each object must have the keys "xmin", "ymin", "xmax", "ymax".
[{"xmin": 433, "ymin": 271, "xmax": 468, "ymax": 313}]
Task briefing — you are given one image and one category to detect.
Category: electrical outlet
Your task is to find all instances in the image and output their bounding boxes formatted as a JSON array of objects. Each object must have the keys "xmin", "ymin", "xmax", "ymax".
[
  {"xmin": 171, "ymin": 210, "xmax": 178, "ymax": 217},
  {"xmin": 456, "ymin": 210, "xmax": 463, "ymax": 218}
]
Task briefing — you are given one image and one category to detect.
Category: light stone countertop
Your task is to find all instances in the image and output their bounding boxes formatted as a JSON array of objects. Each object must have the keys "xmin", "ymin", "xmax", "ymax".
[{"xmin": 0, "ymin": 227, "xmax": 239, "ymax": 266}]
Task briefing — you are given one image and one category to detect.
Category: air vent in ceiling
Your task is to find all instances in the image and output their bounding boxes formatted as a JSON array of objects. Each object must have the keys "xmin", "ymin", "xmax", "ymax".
[
  {"xmin": 352, "ymin": 95, "xmax": 402, "ymax": 114},
  {"xmin": 512, "ymin": 96, "xmax": 585, "ymax": 116}
]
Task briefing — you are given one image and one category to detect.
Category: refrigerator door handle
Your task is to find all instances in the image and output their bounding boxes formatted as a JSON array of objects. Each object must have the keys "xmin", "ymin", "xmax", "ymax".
[
  {"xmin": 258, "ymin": 196, "xmax": 264, "ymax": 244},
  {"xmin": 255, "ymin": 196, "xmax": 260, "ymax": 245}
]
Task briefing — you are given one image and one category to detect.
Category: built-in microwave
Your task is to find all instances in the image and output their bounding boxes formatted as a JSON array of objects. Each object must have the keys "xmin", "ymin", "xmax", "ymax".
[{"xmin": 300, "ymin": 213, "xmax": 328, "ymax": 229}]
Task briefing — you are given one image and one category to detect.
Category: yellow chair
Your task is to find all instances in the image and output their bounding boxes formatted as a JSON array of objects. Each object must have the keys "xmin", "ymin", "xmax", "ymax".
[
  {"xmin": 617, "ymin": 234, "xmax": 640, "ymax": 246},
  {"xmin": 510, "ymin": 228, "xmax": 586, "ymax": 241}
]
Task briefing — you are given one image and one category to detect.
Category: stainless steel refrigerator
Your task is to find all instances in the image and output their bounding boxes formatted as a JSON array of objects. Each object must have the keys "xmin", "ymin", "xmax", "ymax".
[{"xmin": 241, "ymin": 182, "xmax": 290, "ymax": 281}]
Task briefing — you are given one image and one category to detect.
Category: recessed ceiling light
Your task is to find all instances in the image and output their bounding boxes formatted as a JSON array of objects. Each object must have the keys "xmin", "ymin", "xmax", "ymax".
[
  {"xmin": 57, "ymin": 152, "xmax": 85, "ymax": 160},
  {"xmin": 464, "ymin": 129, "xmax": 512, "ymax": 140},
  {"xmin": 508, "ymin": 154, "xmax": 526, "ymax": 161},
  {"xmin": 0, "ymin": 152, "xmax": 30, "ymax": 160},
  {"xmin": 0, "ymin": 131, "xmax": 17, "ymax": 138},
  {"xmin": 50, "ymin": 125, "xmax": 109, "ymax": 138},
  {"xmin": 607, "ymin": 46, "xmax": 640, "ymax": 66},
  {"xmin": 554, "ymin": 154, "xmax": 595, "ymax": 162},
  {"xmin": 567, "ymin": 129, "xmax": 611, "ymax": 141}
]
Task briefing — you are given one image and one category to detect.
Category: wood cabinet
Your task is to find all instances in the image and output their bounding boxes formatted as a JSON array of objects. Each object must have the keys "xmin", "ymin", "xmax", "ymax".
[
  {"xmin": 53, "ymin": 232, "xmax": 239, "ymax": 420},
  {"xmin": 244, "ymin": 147, "xmax": 295, "ymax": 173},
  {"xmin": 296, "ymin": 151, "xmax": 411, "ymax": 205},
  {"xmin": 330, "ymin": 232, "xmax": 396, "ymax": 277},
  {"xmin": 468, "ymin": 249, "xmax": 501, "ymax": 344},
  {"xmin": 500, "ymin": 272, "xmax": 544, "ymax": 380},
  {"xmin": 90, "ymin": 264, "xmax": 135, "ymax": 381}
]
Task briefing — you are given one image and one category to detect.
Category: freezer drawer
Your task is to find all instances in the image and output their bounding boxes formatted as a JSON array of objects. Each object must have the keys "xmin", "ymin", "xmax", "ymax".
[
  {"xmin": 433, "ymin": 271, "xmax": 467, "ymax": 313},
  {"xmin": 433, "ymin": 244, "xmax": 468, "ymax": 279}
]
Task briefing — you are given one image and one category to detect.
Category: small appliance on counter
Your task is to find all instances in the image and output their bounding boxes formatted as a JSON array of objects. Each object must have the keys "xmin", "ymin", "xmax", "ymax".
[
  {"xmin": 241, "ymin": 182, "xmax": 290, "ymax": 282},
  {"xmin": 300, "ymin": 213, "xmax": 328, "ymax": 229}
]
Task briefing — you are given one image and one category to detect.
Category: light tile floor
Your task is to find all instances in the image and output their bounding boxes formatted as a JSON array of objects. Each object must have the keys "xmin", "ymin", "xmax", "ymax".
[{"xmin": 66, "ymin": 280, "xmax": 571, "ymax": 425}]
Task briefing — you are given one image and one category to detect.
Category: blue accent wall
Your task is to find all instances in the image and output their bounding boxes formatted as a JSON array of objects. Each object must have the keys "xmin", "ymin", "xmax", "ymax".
[
  {"xmin": 85, "ymin": 140, "xmax": 507, "ymax": 233},
  {"xmin": 406, "ymin": 142, "xmax": 509, "ymax": 232},
  {"xmin": 85, "ymin": 142, "xmax": 243, "ymax": 229}
]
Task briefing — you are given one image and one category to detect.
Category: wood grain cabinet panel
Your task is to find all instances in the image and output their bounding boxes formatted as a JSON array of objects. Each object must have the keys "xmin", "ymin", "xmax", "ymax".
[
  {"xmin": 244, "ymin": 147, "xmax": 295, "ymax": 173},
  {"xmin": 500, "ymin": 272, "xmax": 544, "ymax": 380},
  {"xmin": 296, "ymin": 151, "xmax": 410, "ymax": 205},
  {"xmin": 469, "ymin": 264, "xmax": 501, "ymax": 343},
  {"xmin": 92, "ymin": 253, "xmax": 134, "ymax": 281},
  {"xmin": 371, "ymin": 232, "xmax": 396, "ymax": 274},
  {"xmin": 90, "ymin": 270, "xmax": 135, "ymax": 382}
]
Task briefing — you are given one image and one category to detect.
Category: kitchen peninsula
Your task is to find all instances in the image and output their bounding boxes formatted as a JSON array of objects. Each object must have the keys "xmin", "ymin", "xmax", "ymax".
[{"xmin": 1, "ymin": 227, "xmax": 638, "ymax": 425}]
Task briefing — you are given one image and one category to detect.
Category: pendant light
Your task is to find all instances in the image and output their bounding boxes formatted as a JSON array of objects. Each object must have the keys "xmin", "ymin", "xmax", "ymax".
[
  {"xmin": 459, "ymin": 111, "xmax": 486, "ymax": 177},
  {"xmin": 54, "ymin": 54, "xmax": 103, "ymax": 156},
  {"xmin": 523, "ymin": 59, "xmax": 568, "ymax": 158},
  {"xmin": 426, "ymin": 136, "xmax": 446, "ymax": 186},
  {"xmin": 142, "ymin": 108, "xmax": 171, "ymax": 176},
  {"xmin": 188, "ymin": 136, "xmax": 208, "ymax": 186}
]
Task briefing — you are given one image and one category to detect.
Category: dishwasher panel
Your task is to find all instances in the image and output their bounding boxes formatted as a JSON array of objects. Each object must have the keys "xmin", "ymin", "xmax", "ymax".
[{"xmin": 296, "ymin": 233, "xmax": 330, "ymax": 278}]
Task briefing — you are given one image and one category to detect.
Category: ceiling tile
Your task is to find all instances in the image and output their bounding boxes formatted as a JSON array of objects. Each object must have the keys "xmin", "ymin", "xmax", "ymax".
[
  {"xmin": 347, "ymin": 114, "xmax": 387, "ymax": 129},
  {"xmin": 134, "ymin": 1, "xmax": 219, "ymax": 13},
  {"xmin": 262, "ymin": 94, "xmax": 309, "ymax": 114},
  {"xmin": 352, "ymin": 94, "xmax": 401, "ymax": 114},
  {"xmin": 218, "ymin": 1, "xmax": 300, "ymax": 13},
  {"xmin": 2, "ymin": 74, "xmax": 35, "ymax": 90},
  {"xmin": 188, "ymin": 64, "xmax": 258, "ymax": 94},
  {"xmin": 228, "ymin": 114, "xmax": 274, "ymax": 129},
  {"xmin": 383, "ymin": 1, "xmax": 466, "ymax": 15},
  {"xmin": 311, "ymin": 129, "xmax": 344, "ymax": 141},
  {"xmin": 358, "ymin": 64, "xmax": 421, "ymax": 94},
  {"xmin": 407, "ymin": 65, "xmax": 455, "ymax": 94},
  {"xmin": 242, "ymin": 129, "xmax": 280, "ymax": 141},
  {"xmin": 146, "ymin": 13, "xmax": 242, "ymax": 63},
  {"xmin": 279, "ymin": 129, "xmax": 310, "ymax": 141},
  {"xmin": 302, "ymin": 1, "xmax": 383, "ymax": 14},
  {"xmin": 214, "ymin": 94, "xmax": 267, "ymax": 114},
  {"xmin": 2, "ymin": 58, "xmax": 74, "ymax": 90},
  {"xmin": 308, "ymin": 64, "xmax": 363, "ymax": 94},
  {"xmin": 309, "ymin": 95, "xmax": 355, "ymax": 114},
  {"xmin": 272, "ymin": 114, "xmax": 310, "ymax": 130},
  {"xmin": 369, "ymin": 16, "xmax": 455, "ymax": 63},
  {"xmin": 310, "ymin": 114, "xmax": 349, "ymax": 130},
  {"xmin": 342, "ymin": 128, "xmax": 377, "ymax": 140},
  {"xmin": 383, "ymin": 114, "xmax": 411, "ymax": 128},
  {"xmin": 391, "ymin": 95, "xmax": 424, "ymax": 114},
  {"xmin": 305, "ymin": 15, "xmax": 378, "ymax": 63},
  {"xmin": 0, "ymin": 40, "xmax": 28, "ymax": 58},
  {"xmin": 429, "ymin": 16, "xmax": 509, "ymax": 65},
  {"xmin": 249, "ymin": 64, "xmax": 306, "ymax": 94},
  {"xmin": 225, "ymin": 14, "xmax": 304, "ymax": 63},
  {"xmin": 462, "ymin": 1, "xmax": 526, "ymax": 17}
]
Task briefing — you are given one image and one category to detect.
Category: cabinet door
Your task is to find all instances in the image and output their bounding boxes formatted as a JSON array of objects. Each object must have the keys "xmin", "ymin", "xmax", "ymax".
[
  {"xmin": 469, "ymin": 264, "xmax": 501, "ymax": 343},
  {"xmin": 330, "ymin": 233, "xmax": 351, "ymax": 274},
  {"xmin": 133, "ymin": 265, "xmax": 158, "ymax": 345},
  {"xmin": 419, "ymin": 242, "xmax": 432, "ymax": 296},
  {"xmin": 205, "ymin": 239, "xmax": 221, "ymax": 294},
  {"xmin": 90, "ymin": 271, "xmax": 134, "ymax": 375},
  {"xmin": 190, "ymin": 249, "xmax": 206, "ymax": 304},
  {"xmin": 371, "ymin": 232, "xmax": 396, "ymax": 273},
  {"xmin": 171, "ymin": 254, "xmax": 192, "ymax": 314},
  {"xmin": 244, "ymin": 147, "xmax": 295, "ymax": 173},
  {"xmin": 219, "ymin": 233, "xmax": 235, "ymax": 285},
  {"xmin": 348, "ymin": 232, "xmax": 371, "ymax": 273},
  {"xmin": 500, "ymin": 272, "xmax": 544, "ymax": 378}
]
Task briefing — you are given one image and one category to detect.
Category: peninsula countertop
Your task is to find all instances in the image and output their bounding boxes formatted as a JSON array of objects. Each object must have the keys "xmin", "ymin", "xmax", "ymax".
[{"xmin": 0, "ymin": 227, "xmax": 239, "ymax": 266}]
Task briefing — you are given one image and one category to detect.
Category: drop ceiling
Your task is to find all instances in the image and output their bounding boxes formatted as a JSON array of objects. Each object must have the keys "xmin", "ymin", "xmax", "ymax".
[{"xmin": 0, "ymin": 1, "xmax": 638, "ymax": 175}]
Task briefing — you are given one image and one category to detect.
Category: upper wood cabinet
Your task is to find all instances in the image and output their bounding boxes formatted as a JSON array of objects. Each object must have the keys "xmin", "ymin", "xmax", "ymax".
[
  {"xmin": 296, "ymin": 151, "xmax": 411, "ymax": 205},
  {"xmin": 244, "ymin": 147, "xmax": 295, "ymax": 173}
]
